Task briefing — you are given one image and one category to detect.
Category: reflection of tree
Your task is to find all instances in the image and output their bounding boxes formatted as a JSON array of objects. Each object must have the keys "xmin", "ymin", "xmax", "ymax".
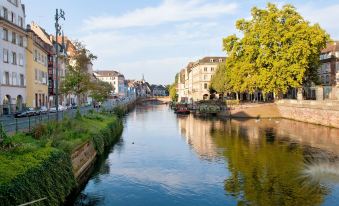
[{"xmin": 212, "ymin": 126, "xmax": 328, "ymax": 206}]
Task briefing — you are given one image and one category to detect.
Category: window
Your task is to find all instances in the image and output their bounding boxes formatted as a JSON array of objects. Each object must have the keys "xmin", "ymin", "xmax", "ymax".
[
  {"xmin": 12, "ymin": 72, "xmax": 17, "ymax": 85},
  {"xmin": 219, "ymin": 59, "xmax": 223, "ymax": 63},
  {"xmin": 3, "ymin": 49, "xmax": 8, "ymax": 63},
  {"xmin": 204, "ymin": 67, "xmax": 207, "ymax": 72},
  {"xmin": 326, "ymin": 75, "xmax": 329, "ymax": 84},
  {"xmin": 211, "ymin": 67, "xmax": 214, "ymax": 72},
  {"xmin": 3, "ymin": 29, "xmax": 8, "ymax": 41},
  {"xmin": 204, "ymin": 75, "xmax": 207, "ymax": 80},
  {"xmin": 210, "ymin": 59, "xmax": 214, "ymax": 63},
  {"xmin": 34, "ymin": 50, "xmax": 38, "ymax": 61},
  {"xmin": 11, "ymin": 12, "xmax": 16, "ymax": 23},
  {"xmin": 12, "ymin": 52, "xmax": 17, "ymax": 65},
  {"xmin": 12, "ymin": 32, "xmax": 16, "ymax": 44},
  {"xmin": 35, "ymin": 69, "xmax": 38, "ymax": 81},
  {"xmin": 18, "ymin": 16, "xmax": 23, "ymax": 27},
  {"xmin": 18, "ymin": 53, "xmax": 23, "ymax": 66},
  {"xmin": 3, "ymin": 7, "xmax": 8, "ymax": 20},
  {"xmin": 20, "ymin": 74, "xmax": 24, "ymax": 86},
  {"xmin": 4, "ymin": 72, "xmax": 10, "ymax": 85},
  {"xmin": 18, "ymin": 36, "xmax": 23, "ymax": 46},
  {"xmin": 204, "ymin": 83, "xmax": 208, "ymax": 89}
]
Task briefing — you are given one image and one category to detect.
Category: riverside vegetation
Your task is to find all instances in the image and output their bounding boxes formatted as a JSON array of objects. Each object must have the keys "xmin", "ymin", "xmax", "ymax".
[{"xmin": 0, "ymin": 108, "xmax": 125, "ymax": 206}]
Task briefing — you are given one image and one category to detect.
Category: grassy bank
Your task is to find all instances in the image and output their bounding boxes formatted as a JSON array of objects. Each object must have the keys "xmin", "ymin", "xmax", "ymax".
[{"xmin": 0, "ymin": 110, "xmax": 123, "ymax": 206}]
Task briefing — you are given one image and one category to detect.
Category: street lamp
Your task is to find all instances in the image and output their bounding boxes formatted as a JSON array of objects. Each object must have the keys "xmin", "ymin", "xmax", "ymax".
[{"xmin": 54, "ymin": 9, "xmax": 65, "ymax": 121}]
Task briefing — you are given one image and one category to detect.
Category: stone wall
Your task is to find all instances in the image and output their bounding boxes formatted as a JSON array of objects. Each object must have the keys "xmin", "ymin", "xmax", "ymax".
[
  {"xmin": 71, "ymin": 141, "xmax": 97, "ymax": 180},
  {"xmin": 276, "ymin": 100, "xmax": 339, "ymax": 128}
]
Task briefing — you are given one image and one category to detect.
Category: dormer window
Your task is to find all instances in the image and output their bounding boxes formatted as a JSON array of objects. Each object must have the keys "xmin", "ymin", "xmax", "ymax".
[
  {"xmin": 210, "ymin": 59, "xmax": 214, "ymax": 63},
  {"xmin": 219, "ymin": 59, "xmax": 223, "ymax": 62}
]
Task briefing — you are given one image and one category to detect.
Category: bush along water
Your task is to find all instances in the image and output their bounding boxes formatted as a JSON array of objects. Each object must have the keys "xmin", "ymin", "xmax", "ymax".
[{"xmin": 0, "ymin": 112, "xmax": 123, "ymax": 206}]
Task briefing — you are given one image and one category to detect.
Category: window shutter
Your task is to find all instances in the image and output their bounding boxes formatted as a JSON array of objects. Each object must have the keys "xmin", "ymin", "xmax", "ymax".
[
  {"xmin": 2, "ymin": 72, "xmax": 5, "ymax": 84},
  {"xmin": 9, "ymin": 72, "xmax": 12, "ymax": 85},
  {"xmin": 23, "ymin": 37, "xmax": 27, "ymax": 48},
  {"xmin": 9, "ymin": 52, "xmax": 13, "ymax": 64},
  {"xmin": 8, "ymin": 32, "xmax": 11, "ymax": 42}
]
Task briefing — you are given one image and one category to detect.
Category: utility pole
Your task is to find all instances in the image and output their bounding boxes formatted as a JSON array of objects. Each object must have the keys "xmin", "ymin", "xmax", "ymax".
[{"xmin": 54, "ymin": 9, "xmax": 65, "ymax": 121}]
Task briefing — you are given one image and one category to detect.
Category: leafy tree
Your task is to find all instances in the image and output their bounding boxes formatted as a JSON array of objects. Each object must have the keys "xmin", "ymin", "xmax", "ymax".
[
  {"xmin": 90, "ymin": 81, "xmax": 113, "ymax": 103},
  {"xmin": 169, "ymin": 83, "xmax": 178, "ymax": 102},
  {"xmin": 61, "ymin": 41, "xmax": 97, "ymax": 105},
  {"xmin": 212, "ymin": 3, "xmax": 329, "ymax": 98}
]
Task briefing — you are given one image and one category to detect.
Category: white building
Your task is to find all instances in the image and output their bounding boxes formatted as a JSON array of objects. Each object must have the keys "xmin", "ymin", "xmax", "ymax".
[
  {"xmin": 0, "ymin": 0, "xmax": 27, "ymax": 115},
  {"xmin": 93, "ymin": 70, "xmax": 126, "ymax": 97}
]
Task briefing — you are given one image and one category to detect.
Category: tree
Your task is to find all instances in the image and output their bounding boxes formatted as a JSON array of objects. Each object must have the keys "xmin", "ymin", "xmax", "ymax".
[
  {"xmin": 169, "ymin": 84, "xmax": 178, "ymax": 102},
  {"xmin": 90, "ymin": 81, "xmax": 113, "ymax": 103},
  {"xmin": 214, "ymin": 3, "xmax": 329, "ymax": 98},
  {"xmin": 61, "ymin": 41, "xmax": 97, "ymax": 105}
]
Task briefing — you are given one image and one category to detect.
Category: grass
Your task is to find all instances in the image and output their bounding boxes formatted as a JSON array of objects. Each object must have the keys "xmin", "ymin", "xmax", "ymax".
[{"xmin": 0, "ymin": 111, "xmax": 122, "ymax": 186}]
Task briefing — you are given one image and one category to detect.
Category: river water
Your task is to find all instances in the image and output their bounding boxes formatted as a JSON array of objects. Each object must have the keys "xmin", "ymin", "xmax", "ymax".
[{"xmin": 73, "ymin": 104, "xmax": 339, "ymax": 206}]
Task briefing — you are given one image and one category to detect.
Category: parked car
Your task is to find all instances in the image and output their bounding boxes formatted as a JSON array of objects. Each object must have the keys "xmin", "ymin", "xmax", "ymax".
[
  {"xmin": 38, "ymin": 106, "xmax": 48, "ymax": 114},
  {"xmin": 14, "ymin": 108, "xmax": 37, "ymax": 118},
  {"xmin": 49, "ymin": 105, "xmax": 67, "ymax": 113}
]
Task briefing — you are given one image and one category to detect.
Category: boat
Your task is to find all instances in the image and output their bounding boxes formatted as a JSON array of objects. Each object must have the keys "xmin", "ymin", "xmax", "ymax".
[{"xmin": 174, "ymin": 104, "xmax": 190, "ymax": 115}]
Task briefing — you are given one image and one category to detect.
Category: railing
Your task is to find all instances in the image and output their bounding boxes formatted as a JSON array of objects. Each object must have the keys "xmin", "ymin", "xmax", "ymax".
[{"xmin": 0, "ymin": 96, "xmax": 136, "ymax": 135}]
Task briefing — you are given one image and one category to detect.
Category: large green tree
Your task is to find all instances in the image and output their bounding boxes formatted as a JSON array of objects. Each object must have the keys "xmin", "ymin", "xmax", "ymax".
[
  {"xmin": 212, "ymin": 3, "xmax": 329, "ymax": 98},
  {"xmin": 90, "ymin": 80, "xmax": 113, "ymax": 103},
  {"xmin": 61, "ymin": 41, "xmax": 97, "ymax": 105}
]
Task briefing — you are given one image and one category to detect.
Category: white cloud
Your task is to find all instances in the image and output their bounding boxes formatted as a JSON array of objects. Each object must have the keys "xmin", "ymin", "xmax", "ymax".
[
  {"xmin": 83, "ymin": 0, "xmax": 237, "ymax": 30},
  {"xmin": 299, "ymin": 3, "xmax": 339, "ymax": 39}
]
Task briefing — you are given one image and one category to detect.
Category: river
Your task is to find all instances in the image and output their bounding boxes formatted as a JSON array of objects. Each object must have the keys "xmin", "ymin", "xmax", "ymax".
[{"xmin": 73, "ymin": 104, "xmax": 339, "ymax": 206}]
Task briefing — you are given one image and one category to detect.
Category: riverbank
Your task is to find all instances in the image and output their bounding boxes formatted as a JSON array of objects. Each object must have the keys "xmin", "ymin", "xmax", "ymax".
[
  {"xmin": 215, "ymin": 100, "xmax": 339, "ymax": 128},
  {"xmin": 0, "ymin": 109, "xmax": 124, "ymax": 206}
]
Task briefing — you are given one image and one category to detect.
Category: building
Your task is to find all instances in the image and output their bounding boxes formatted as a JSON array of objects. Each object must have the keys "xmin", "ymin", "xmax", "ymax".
[
  {"xmin": 151, "ymin": 84, "xmax": 167, "ymax": 96},
  {"xmin": 319, "ymin": 41, "xmax": 339, "ymax": 86},
  {"xmin": 26, "ymin": 24, "xmax": 51, "ymax": 108},
  {"xmin": 177, "ymin": 57, "xmax": 225, "ymax": 102},
  {"xmin": 0, "ymin": 0, "xmax": 27, "ymax": 115},
  {"xmin": 93, "ymin": 70, "xmax": 125, "ymax": 96}
]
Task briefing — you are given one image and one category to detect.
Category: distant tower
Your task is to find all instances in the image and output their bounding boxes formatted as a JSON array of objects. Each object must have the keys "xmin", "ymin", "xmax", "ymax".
[{"xmin": 142, "ymin": 74, "xmax": 145, "ymax": 82}]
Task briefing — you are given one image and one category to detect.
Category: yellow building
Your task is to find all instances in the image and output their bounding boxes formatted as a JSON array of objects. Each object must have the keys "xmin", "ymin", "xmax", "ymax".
[{"xmin": 26, "ymin": 25, "xmax": 50, "ymax": 108}]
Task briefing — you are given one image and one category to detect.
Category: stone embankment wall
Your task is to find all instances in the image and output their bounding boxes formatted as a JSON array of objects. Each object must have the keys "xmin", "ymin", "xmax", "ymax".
[
  {"xmin": 276, "ymin": 100, "xmax": 339, "ymax": 128},
  {"xmin": 219, "ymin": 103, "xmax": 281, "ymax": 118},
  {"xmin": 71, "ymin": 141, "xmax": 97, "ymax": 180}
]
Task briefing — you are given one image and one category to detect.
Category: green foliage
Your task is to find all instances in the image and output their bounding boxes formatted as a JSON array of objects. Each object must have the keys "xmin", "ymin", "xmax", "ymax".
[
  {"xmin": 61, "ymin": 41, "xmax": 97, "ymax": 105},
  {"xmin": 0, "ymin": 149, "xmax": 76, "ymax": 206},
  {"xmin": 211, "ymin": 3, "xmax": 329, "ymax": 97},
  {"xmin": 90, "ymin": 80, "xmax": 113, "ymax": 103},
  {"xmin": 0, "ymin": 111, "xmax": 124, "ymax": 205},
  {"xmin": 113, "ymin": 106, "xmax": 126, "ymax": 118},
  {"xmin": 169, "ymin": 83, "xmax": 178, "ymax": 102}
]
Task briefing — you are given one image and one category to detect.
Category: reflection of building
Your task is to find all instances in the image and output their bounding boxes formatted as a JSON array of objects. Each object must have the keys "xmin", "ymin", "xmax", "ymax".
[
  {"xmin": 177, "ymin": 57, "xmax": 225, "ymax": 102},
  {"xmin": 0, "ymin": 0, "xmax": 27, "ymax": 114},
  {"xmin": 178, "ymin": 115, "xmax": 220, "ymax": 158},
  {"xmin": 26, "ymin": 24, "xmax": 51, "ymax": 108}
]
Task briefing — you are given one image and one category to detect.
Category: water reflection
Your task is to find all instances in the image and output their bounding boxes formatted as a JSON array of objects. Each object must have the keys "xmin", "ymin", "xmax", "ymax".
[
  {"xmin": 178, "ymin": 116, "xmax": 339, "ymax": 205},
  {"xmin": 73, "ymin": 105, "xmax": 339, "ymax": 206}
]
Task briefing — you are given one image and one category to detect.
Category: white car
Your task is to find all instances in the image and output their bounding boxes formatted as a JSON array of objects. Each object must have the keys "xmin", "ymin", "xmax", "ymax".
[{"xmin": 49, "ymin": 105, "xmax": 67, "ymax": 113}]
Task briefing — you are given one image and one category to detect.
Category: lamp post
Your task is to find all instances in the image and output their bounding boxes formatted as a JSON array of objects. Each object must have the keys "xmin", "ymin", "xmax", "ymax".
[{"xmin": 54, "ymin": 9, "xmax": 65, "ymax": 121}]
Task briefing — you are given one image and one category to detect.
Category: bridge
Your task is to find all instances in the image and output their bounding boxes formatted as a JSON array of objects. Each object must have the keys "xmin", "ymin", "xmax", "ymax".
[{"xmin": 139, "ymin": 96, "xmax": 171, "ymax": 104}]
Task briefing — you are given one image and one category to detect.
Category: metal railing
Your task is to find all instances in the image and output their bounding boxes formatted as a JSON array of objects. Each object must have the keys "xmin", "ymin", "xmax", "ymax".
[{"xmin": 0, "ymin": 96, "xmax": 136, "ymax": 135}]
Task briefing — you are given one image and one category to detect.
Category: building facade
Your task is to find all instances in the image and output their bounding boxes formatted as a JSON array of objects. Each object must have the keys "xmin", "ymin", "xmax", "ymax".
[
  {"xmin": 177, "ymin": 57, "xmax": 225, "ymax": 102},
  {"xmin": 26, "ymin": 24, "xmax": 50, "ymax": 108},
  {"xmin": 319, "ymin": 41, "xmax": 339, "ymax": 86},
  {"xmin": 93, "ymin": 70, "xmax": 125, "ymax": 96},
  {"xmin": 0, "ymin": 0, "xmax": 26, "ymax": 114}
]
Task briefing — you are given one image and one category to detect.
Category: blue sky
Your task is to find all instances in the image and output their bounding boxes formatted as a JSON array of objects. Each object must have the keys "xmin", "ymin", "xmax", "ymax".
[{"xmin": 24, "ymin": 0, "xmax": 339, "ymax": 84}]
